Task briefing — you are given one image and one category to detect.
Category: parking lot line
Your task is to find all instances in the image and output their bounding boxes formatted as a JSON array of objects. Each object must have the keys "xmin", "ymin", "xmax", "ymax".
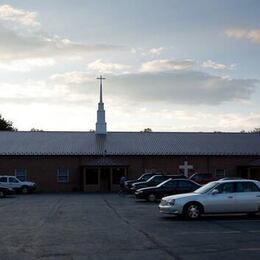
[
  {"xmin": 204, "ymin": 219, "xmax": 260, "ymax": 223},
  {"xmin": 176, "ymin": 231, "xmax": 241, "ymax": 235},
  {"xmin": 240, "ymin": 248, "xmax": 260, "ymax": 251}
]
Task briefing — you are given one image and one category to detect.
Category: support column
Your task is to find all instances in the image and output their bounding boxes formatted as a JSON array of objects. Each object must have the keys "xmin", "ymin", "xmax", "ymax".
[
  {"xmin": 247, "ymin": 167, "xmax": 251, "ymax": 179},
  {"xmin": 83, "ymin": 168, "xmax": 86, "ymax": 192},
  {"xmin": 98, "ymin": 168, "xmax": 101, "ymax": 191},
  {"xmin": 110, "ymin": 168, "xmax": 113, "ymax": 191}
]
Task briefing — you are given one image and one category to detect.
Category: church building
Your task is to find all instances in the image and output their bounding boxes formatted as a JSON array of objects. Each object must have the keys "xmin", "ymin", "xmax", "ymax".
[{"xmin": 0, "ymin": 76, "xmax": 260, "ymax": 192}]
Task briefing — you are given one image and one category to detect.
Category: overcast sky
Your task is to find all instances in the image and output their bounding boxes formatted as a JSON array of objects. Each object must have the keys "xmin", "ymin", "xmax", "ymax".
[{"xmin": 0, "ymin": 0, "xmax": 259, "ymax": 132}]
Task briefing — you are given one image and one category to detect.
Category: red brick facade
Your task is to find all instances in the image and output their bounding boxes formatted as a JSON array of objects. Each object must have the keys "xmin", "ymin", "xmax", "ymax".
[{"xmin": 0, "ymin": 155, "xmax": 259, "ymax": 192}]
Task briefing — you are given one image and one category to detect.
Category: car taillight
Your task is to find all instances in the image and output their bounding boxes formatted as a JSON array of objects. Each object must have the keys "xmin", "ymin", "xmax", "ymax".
[{"xmin": 169, "ymin": 199, "xmax": 175, "ymax": 206}]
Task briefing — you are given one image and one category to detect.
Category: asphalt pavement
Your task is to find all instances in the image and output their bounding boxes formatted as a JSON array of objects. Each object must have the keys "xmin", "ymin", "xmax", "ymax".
[{"xmin": 0, "ymin": 193, "xmax": 260, "ymax": 260}]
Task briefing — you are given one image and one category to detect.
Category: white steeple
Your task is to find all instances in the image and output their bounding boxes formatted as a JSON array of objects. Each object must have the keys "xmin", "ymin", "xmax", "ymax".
[{"xmin": 96, "ymin": 75, "xmax": 107, "ymax": 134}]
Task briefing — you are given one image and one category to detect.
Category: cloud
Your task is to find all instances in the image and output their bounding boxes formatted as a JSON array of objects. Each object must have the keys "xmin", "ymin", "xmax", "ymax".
[
  {"xmin": 0, "ymin": 58, "xmax": 55, "ymax": 72},
  {"xmin": 48, "ymin": 68, "xmax": 257, "ymax": 106},
  {"xmin": 0, "ymin": 5, "xmax": 124, "ymax": 62},
  {"xmin": 110, "ymin": 71, "xmax": 256, "ymax": 105},
  {"xmin": 130, "ymin": 47, "xmax": 165, "ymax": 57},
  {"xmin": 225, "ymin": 28, "xmax": 260, "ymax": 44},
  {"xmin": 149, "ymin": 47, "xmax": 164, "ymax": 56},
  {"xmin": 140, "ymin": 59, "xmax": 194, "ymax": 72},
  {"xmin": 0, "ymin": 4, "xmax": 39, "ymax": 28},
  {"xmin": 201, "ymin": 60, "xmax": 236, "ymax": 70},
  {"xmin": 0, "ymin": 79, "xmax": 96, "ymax": 105},
  {"xmin": 49, "ymin": 71, "xmax": 94, "ymax": 84},
  {"xmin": 155, "ymin": 111, "xmax": 260, "ymax": 132},
  {"xmin": 87, "ymin": 59, "xmax": 131, "ymax": 74}
]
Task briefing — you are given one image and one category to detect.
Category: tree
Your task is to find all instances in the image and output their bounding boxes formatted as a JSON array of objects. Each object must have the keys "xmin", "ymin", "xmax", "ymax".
[
  {"xmin": 241, "ymin": 128, "xmax": 260, "ymax": 133},
  {"xmin": 0, "ymin": 114, "xmax": 16, "ymax": 131},
  {"xmin": 142, "ymin": 128, "xmax": 152, "ymax": 132},
  {"xmin": 250, "ymin": 128, "xmax": 260, "ymax": 133},
  {"xmin": 30, "ymin": 128, "xmax": 44, "ymax": 132}
]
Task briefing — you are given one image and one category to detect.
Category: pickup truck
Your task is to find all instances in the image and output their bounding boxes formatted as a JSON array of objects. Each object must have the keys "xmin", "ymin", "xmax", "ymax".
[{"xmin": 0, "ymin": 175, "xmax": 36, "ymax": 194}]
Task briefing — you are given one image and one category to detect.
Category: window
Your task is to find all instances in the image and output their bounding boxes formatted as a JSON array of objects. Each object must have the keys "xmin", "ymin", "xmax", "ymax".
[
  {"xmin": 163, "ymin": 180, "xmax": 177, "ymax": 188},
  {"xmin": 153, "ymin": 176, "xmax": 168, "ymax": 183},
  {"xmin": 85, "ymin": 168, "xmax": 98, "ymax": 185},
  {"xmin": 141, "ymin": 173, "xmax": 155, "ymax": 181},
  {"xmin": 215, "ymin": 183, "xmax": 235, "ymax": 193},
  {"xmin": 178, "ymin": 180, "xmax": 192, "ymax": 189},
  {"xmin": 0, "ymin": 177, "xmax": 7, "ymax": 183},
  {"xmin": 57, "ymin": 168, "xmax": 69, "ymax": 183},
  {"xmin": 236, "ymin": 182, "xmax": 260, "ymax": 192},
  {"xmin": 215, "ymin": 169, "xmax": 226, "ymax": 179},
  {"xmin": 112, "ymin": 168, "xmax": 125, "ymax": 185},
  {"xmin": 15, "ymin": 169, "xmax": 27, "ymax": 181},
  {"xmin": 9, "ymin": 177, "xmax": 19, "ymax": 183}
]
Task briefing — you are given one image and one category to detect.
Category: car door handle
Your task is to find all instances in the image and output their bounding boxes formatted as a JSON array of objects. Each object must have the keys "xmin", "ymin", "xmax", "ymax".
[
  {"xmin": 256, "ymin": 195, "xmax": 260, "ymax": 197},
  {"xmin": 228, "ymin": 196, "xmax": 233, "ymax": 199}
]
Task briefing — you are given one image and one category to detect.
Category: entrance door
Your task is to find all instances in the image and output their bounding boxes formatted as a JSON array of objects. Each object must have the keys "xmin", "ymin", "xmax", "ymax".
[
  {"xmin": 100, "ymin": 168, "xmax": 111, "ymax": 192},
  {"xmin": 250, "ymin": 168, "xmax": 260, "ymax": 181}
]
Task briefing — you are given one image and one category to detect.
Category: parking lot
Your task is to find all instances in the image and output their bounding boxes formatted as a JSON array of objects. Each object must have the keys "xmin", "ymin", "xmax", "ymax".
[{"xmin": 1, "ymin": 193, "xmax": 260, "ymax": 260}]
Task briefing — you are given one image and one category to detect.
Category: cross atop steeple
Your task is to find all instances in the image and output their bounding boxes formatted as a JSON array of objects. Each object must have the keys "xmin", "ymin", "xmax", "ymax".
[
  {"xmin": 96, "ymin": 75, "xmax": 107, "ymax": 135},
  {"xmin": 96, "ymin": 75, "xmax": 106, "ymax": 103}
]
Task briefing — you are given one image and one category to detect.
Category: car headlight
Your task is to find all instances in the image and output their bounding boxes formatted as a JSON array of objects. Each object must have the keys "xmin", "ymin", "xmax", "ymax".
[
  {"xmin": 136, "ymin": 190, "xmax": 143, "ymax": 194},
  {"xmin": 169, "ymin": 199, "xmax": 175, "ymax": 206},
  {"xmin": 160, "ymin": 199, "xmax": 168, "ymax": 206}
]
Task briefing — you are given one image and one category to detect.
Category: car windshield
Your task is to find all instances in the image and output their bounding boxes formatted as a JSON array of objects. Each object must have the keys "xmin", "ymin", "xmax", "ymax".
[
  {"xmin": 156, "ymin": 179, "xmax": 170, "ymax": 187},
  {"xmin": 194, "ymin": 181, "xmax": 218, "ymax": 194},
  {"xmin": 140, "ymin": 174, "xmax": 153, "ymax": 181},
  {"xmin": 138, "ymin": 174, "xmax": 145, "ymax": 181},
  {"xmin": 145, "ymin": 176, "xmax": 158, "ymax": 182}
]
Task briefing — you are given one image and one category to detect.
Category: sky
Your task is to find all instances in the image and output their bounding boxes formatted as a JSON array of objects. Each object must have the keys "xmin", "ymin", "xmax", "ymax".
[{"xmin": 0, "ymin": 0, "xmax": 259, "ymax": 132}]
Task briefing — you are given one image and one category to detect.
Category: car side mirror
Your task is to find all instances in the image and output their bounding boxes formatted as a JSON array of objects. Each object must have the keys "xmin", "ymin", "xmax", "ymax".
[{"xmin": 211, "ymin": 189, "xmax": 219, "ymax": 195}]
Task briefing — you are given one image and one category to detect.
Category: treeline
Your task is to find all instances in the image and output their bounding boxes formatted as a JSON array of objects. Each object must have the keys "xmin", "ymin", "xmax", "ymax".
[{"xmin": 0, "ymin": 114, "xmax": 42, "ymax": 131}]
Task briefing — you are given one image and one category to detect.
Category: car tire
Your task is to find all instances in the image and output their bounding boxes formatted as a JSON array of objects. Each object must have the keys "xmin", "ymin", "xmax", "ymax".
[
  {"xmin": 184, "ymin": 202, "xmax": 203, "ymax": 220},
  {"xmin": 147, "ymin": 194, "xmax": 156, "ymax": 202},
  {"xmin": 21, "ymin": 186, "xmax": 29, "ymax": 194},
  {"xmin": 0, "ymin": 191, "xmax": 4, "ymax": 198}
]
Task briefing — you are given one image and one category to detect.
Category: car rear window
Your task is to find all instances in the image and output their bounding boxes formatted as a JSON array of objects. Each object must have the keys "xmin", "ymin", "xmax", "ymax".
[
  {"xmin": 178, "ymin": 180, "xmax": 192, "ymax": 188},
  {"xmin": 236, "ymin": 182, "xmax": 260, "ymax": 192},
  {"xmin": 0, "ymin": 177, "xmax": 7, "ymax": 182}
]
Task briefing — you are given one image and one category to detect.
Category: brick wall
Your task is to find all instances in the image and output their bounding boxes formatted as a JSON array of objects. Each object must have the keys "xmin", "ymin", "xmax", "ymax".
[{"xmin": 0, "ymin": 155, "xmax": 259, "ymax": 192}]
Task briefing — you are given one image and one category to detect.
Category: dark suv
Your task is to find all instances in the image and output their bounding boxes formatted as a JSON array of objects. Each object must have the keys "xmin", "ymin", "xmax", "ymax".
[
  {"xmin": 131, "ymin": 174, "xmax": 186, "ymax": 192},
  {"xmin": 124, "ymin": 173, "xmax": 158, "ymax": 192}
]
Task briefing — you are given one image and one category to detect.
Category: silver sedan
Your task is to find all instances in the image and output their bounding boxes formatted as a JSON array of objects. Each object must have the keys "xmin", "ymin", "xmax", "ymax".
[{"xmin": 159, "ymin": 179, "xmax": 260, "ymax": 219}]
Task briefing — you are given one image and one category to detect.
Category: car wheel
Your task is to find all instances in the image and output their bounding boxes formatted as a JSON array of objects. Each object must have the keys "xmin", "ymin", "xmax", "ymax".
[
  {"xmin": 21, "ymin": 186, "xmax": 29, "ymax": 194},
  {"xmin": 184, "ymin": 203, "xmax": 202, "ymax": 220},
  {"xmin": 0, "ymin": 191, "xmax": 4, "ymax": 198},
  {"xmin": 147, "ymin": 194, "xmax": 156, "ymax": 202}
]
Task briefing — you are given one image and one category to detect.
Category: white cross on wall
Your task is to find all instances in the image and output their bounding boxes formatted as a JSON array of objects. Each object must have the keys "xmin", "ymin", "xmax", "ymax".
[{"xmin": 179, "ymin": 161, "xmax": 193, "ymax": 177}]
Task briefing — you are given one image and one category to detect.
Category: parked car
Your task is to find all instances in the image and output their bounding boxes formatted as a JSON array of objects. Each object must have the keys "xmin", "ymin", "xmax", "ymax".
[
  {"xmin": 0, "ymin": 176, "xmax": 36, "ymax": 194},
  {"xmin": 131, "ymin": 175, "xmax": 186, "ymax": 193},
  {"xmin": 159, "ymin": 179, "xmax": 260, "ymax": 219},
  {"xmin": 189, "ymin": 173, "xmax": 216, "ymax": 185},
  {"xmin": 219, "ymin": 177, "xmax": 244, "ymax": 181},
  {"xmin": 0, "ymin": 185, "xmax": 15, "ymax": 198},
  {"xmin": 124, "ymin": 173, "xmax": 158, "ymax": 192},
  {"xmin": 135, "ymin": 179, "xmax": 201, "ymax": 202}
]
